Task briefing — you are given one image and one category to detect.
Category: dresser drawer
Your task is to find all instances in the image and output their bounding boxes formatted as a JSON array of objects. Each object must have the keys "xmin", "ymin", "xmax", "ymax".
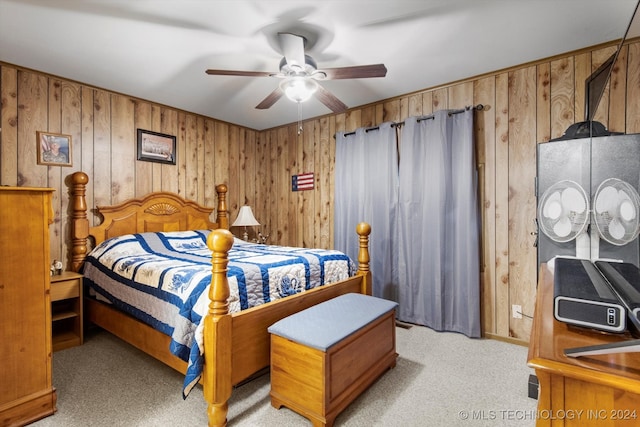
[{"xmin": 51, "ymin": 277, "xmax": 81, "ymax": 301}]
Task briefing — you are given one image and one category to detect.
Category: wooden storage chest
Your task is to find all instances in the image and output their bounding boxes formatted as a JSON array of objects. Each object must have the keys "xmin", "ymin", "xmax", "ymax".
[{"xmin": 268, "ymin": 293, "xmax": 397, "ymax": 427}]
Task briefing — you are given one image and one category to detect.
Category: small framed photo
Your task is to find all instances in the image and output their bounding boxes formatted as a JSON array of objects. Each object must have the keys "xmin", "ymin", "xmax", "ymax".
[
  {"xmin": 37, "ymin": 131, "xmax": 72, "ymax": 167},
  {"xmin": 137, "ymin": 129, "xmax": 176, "ymax": 165}
]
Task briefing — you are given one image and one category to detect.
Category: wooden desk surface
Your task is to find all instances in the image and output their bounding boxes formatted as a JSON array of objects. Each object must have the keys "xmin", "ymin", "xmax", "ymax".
[{"xmin": 528, "ymin": 263, "xmax": 640, "ymax": 394}]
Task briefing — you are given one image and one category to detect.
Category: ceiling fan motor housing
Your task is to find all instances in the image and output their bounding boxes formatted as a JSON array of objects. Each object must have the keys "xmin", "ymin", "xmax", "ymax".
[{"xmin": 278, "ymin": 55, "xmax": 325, "ymax": 79}]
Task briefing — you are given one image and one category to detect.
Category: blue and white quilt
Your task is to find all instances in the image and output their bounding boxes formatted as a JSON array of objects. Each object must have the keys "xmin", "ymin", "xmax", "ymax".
[{"xmin": 82, "ymin": 230, "xmax": 356, "ymax": 397}]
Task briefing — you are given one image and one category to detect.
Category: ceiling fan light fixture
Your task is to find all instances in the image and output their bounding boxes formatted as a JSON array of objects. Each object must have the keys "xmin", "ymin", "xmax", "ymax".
[{"xmin": 280, "ymin": 77, "xmax": 318, "ymax": 103}]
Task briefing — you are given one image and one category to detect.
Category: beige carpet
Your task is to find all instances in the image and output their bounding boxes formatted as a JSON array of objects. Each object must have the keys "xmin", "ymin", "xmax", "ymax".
[{"xmin": 33, "ymin": 325, "xmax": 537, "ymax": 426}]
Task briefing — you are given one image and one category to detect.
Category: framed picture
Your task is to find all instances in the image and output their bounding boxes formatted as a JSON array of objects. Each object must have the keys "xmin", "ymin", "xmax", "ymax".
[
  {"xmin": 137, "ymin": 129, "xmax": 176, "ymax": 165},
  {"xmin": 37, "ymin": 131, "xmax": 72, "ymax": 167}
]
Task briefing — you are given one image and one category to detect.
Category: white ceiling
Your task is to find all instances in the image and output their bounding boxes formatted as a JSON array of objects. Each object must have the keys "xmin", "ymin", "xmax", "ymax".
[{"xmin": 0, "ymin": 0, "xmax": 638, "ymax": 131}]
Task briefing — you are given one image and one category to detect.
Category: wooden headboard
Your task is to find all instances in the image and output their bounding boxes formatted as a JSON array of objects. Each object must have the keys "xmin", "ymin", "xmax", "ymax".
[{"xmin": 69, "ymin": 171, "xmax": 229, "ymax": 272}]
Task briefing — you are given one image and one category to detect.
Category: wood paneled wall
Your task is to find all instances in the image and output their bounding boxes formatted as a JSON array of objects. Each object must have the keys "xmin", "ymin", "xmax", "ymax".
[{"xmin": 2, "ymin": 39, "xmax": 639, "ymax": 342}]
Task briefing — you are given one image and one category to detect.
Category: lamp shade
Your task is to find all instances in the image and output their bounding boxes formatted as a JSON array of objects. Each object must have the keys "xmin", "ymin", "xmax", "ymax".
[
  {"xmin": 232, "ymin": 205, "xmax": 260, "ymax": 227},
  {"xmin": 280, "ymin": 77, "xmax": 318, "ymax": 103}
]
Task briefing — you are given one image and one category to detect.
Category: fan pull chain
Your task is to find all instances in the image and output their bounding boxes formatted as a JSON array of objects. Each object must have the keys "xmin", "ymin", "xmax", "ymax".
[{"xmin": 297, "ymin": 102, "xmax": 303, "ymax": 135}]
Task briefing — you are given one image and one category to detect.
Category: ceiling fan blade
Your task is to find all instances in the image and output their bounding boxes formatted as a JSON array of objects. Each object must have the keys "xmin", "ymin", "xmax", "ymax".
[
  {"xmin": 206, "ymin": 69, "xmax": 274, "ymax": 77},
  {"xmin": 278, "ymin": 32, "xmax": 306, "ymax": 70},
  {"xmin": 320, "ymin": 64, "xmax": 387, "ymax": 80},
  {"xmin": 255, "ymin": 87, "xmax": 284, "ymax": 110},
  {"xmin": 314, "ymin": 85, "xmax": 348, "ymax": 113}
]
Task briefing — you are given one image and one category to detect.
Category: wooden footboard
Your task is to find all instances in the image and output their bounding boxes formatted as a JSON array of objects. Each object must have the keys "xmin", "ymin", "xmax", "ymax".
[
  {"xmin": 68, "ymin": 172, "xmax": 372, "ymax": 427},
  {"xmin": 231, "ymin": 222, "xmax": 371, "ymax": 385},
  {"xmin": 204, "ymin": 225, "xmax": 371, "ymax": 427}
]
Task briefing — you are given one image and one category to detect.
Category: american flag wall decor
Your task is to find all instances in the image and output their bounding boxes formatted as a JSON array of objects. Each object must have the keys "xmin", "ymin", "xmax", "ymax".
[{"xmin": 292, "ymin": 172, "xmax": 314, "ymax": 191}]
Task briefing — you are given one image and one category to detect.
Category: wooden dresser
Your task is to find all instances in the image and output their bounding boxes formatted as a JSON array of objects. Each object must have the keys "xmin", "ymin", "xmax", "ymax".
[
  {"xmin": 0, "ymin": 187, "xmax": 57, "ymax": 426},
  {"xmin": 528, "ymin": 264, "xmax": 640, "ymax": 427}
]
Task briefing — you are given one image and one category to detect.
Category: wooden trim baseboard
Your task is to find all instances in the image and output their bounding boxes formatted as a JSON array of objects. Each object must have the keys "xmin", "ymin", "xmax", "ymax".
[{"xmin": 484, "ymin": 332, "xmax": 529, "ymax": 347}]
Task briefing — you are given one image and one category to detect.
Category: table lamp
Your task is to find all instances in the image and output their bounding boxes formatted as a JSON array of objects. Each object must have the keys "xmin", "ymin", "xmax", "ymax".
[{"xmin": 232, "ymin": 205, "xmax": 260, "ymax": 241}]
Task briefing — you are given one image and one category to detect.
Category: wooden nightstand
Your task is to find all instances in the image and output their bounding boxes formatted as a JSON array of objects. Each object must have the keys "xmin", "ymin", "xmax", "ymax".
[{"xmin": 50, "ymin": 271, "xmax": 84, "ymax": 351}]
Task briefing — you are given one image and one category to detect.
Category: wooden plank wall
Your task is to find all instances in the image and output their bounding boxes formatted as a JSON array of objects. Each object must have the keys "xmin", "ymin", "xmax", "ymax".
[
  {"xmin": 258, "ymin": 40, "xmax": 640, "ymax": 342},
  {"xmin": 2, "ymin": 39, "xmax": 640, "ymax": 342},
  {"xmin": 0, "ymin": 65, "xmax": 257, "ymax": 277}
]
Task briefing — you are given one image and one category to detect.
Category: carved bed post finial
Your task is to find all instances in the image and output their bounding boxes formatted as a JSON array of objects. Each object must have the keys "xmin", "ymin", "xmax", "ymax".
[
  {"xmin": 356, "ymin": 222, "xmax": 372, "ymax": 295},
  {"xmin": 215, "ymin": 184, "xmax": 229, "ymax": 230},
  {"xmin": 70, "ymin": 172, "xmax": 90, "ymax": 273},
  {"xmin": 204, "ymin": 228, "xmax": 234, "ymax": 427}
]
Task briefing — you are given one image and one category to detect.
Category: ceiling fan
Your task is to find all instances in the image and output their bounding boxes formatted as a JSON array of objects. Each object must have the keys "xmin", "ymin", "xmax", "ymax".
[{"xmin": 205, "ymin": 32, "xmax": 387, "ymax": 113}]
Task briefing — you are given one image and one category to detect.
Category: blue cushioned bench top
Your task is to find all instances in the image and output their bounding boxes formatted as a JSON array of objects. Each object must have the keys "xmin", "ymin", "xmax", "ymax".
[{"xmin": 268, "ymin": 293, "xmax": 398, "ymax": 351}]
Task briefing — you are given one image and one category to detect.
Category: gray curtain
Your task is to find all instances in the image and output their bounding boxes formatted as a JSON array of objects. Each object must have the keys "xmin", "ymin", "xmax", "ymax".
[
  {"xmin": 334, "ymin": 110, "xmax": 480, "ymax": 337},
  {"xmin": 397, "ymin": 110, "xmax": 481, "ymax": 337},
  {"xmin": 334, "ymin": 122, "xmax": 398, "ymax": 299}
]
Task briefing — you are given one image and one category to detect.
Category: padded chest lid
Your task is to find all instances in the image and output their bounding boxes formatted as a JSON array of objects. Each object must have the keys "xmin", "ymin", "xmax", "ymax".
[{"xmin": 268, "ymin": 293, "xmax": 398, "ymax": 351}]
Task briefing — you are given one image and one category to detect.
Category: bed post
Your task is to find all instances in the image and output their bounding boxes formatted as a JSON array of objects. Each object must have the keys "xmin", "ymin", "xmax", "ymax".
[
  {"xmin": 204, "ymin": 228, "xmax": 234, "ymax": 427},
  {"xmin": 215, "ymin": 184, "xmax": 229, "ymax": 230},
  {"xmin": 356, "ymin": 222, "xmax": 372, "ymax": 296},
  {"xmin": 70, "ymin": 172, "xmax": 90, "ymax": 273}
]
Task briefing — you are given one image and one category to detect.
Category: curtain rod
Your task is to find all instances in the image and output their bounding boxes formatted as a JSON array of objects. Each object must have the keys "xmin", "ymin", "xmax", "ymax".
[{"xmin": 336, "ymin": 104, "xmax": 484, "ymax": 138}]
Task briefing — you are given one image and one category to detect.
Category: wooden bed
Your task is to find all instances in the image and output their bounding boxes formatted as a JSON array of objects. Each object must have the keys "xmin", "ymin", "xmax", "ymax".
[{"xmin": 68, "ymin": 171, "xmax": 372, "ymax": 427}]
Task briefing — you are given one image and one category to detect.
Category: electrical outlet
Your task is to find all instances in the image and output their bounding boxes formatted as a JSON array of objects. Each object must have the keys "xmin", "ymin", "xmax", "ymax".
[{"xmin": 512, "ymin": 304, "xmax": 522, "ymax": 319}]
